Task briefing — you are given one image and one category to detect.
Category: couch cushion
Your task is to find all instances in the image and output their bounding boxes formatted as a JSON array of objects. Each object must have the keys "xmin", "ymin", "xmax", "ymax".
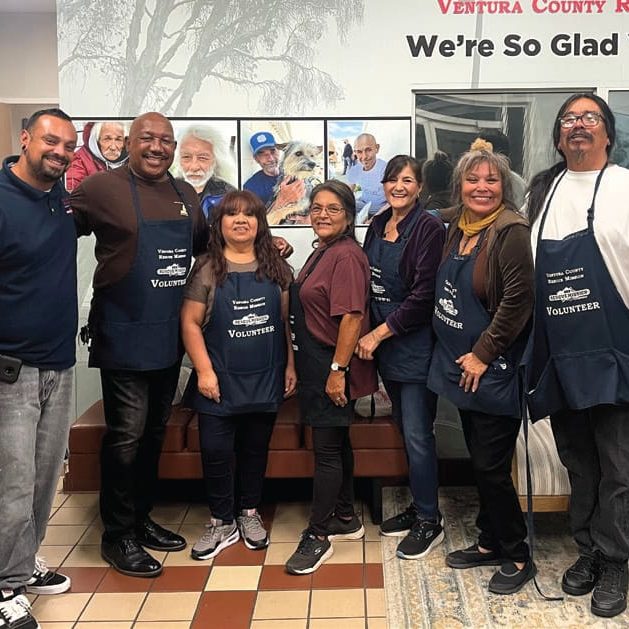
[
  {"xmin": 69, "ymin": 400, "xmax": 191, "ymax": 453},
  {"xmin": 303, "ymin": 415, "xmax": 403, "ymax": 450}
]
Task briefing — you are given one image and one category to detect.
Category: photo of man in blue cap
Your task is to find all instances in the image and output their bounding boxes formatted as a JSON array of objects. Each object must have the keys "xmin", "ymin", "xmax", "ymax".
[{"xmin": 243, "ymin": 131, "xmax": 282, "ymax": 206}]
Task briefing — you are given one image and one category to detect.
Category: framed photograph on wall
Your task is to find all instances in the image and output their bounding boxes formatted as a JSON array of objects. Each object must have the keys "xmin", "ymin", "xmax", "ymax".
[
  {"xmin": 327, "ymin": 118, "xmax": 412, "ymax": 224},
  {"xmin": 240, "ymin": 119, "xmax": 325, "ymax": 226}
]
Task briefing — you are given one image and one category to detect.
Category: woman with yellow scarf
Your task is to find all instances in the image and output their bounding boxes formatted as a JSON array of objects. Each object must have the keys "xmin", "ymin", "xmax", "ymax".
[{"xmin": 427, "ymin": 139, "xmax": 536, "ymax": 595}]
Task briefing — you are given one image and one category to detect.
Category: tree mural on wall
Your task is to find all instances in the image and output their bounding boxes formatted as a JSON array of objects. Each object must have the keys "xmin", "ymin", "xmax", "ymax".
[{"xmin": 58, "ymin": 0, "xmax": 364, "ymax": 116}]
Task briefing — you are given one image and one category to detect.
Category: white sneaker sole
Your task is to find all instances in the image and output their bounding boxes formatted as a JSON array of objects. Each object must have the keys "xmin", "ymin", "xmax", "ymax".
[
  {"xmin": 26, "ymin": 578, "xmax": 72, "ymax": 595},
  {"xmin": 241, "ymin": 534, "xmax": 270, "ymax": 550},
  {"xmin": 328, "ymin": 525, "xmax": 365, "ymax": 541},
  {"xmin": 191, "ymin": 528, "xmax": 240, "ymax": 560},
  {"xmin": 379, "ymin": 528, "xmax": 410, "ymax": 538},
  {"xmin": 286, "ymin": 545, "xmax": 334, "ymax": 575},
  {"xmin": 396, "ymin": 530, "xmax": 445, "ymax": 560}
]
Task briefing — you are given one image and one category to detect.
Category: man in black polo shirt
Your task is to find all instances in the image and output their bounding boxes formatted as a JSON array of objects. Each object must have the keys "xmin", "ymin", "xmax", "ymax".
[{"xmin": 0, "ymin": 109, "xmax": 78, "ymax": 629}]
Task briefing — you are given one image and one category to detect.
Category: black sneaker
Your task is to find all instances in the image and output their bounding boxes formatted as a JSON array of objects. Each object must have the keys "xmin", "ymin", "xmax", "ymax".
[
  {"xmin": 488, "ymin": 559, "xmax": 537, "ymax": 595},
  {"xmin": 26, "ymin": 555, "xmax": 71, "ymax": 595},
  {"xmin": 591, "ymin": 559, "xmax": 628, "ymax": 618},
  {"xmin": 380, "ymin": 504, "xmax": 418, "ymax": 537},
  {"xmin": 285, "ymin": 529, "xmax": 333, "ymax": 575},
  {"xmin": 562, "ymin": 554, "xmax": 600, "ymax": 596},
  {"xmin": 326, "ymin": 514, "xmax": 365, "ymax": 541},
  {"xmin": 396, "ymin": 518, "xmax": 444, "ymax": 560},
  {"xmin": 446, "ymin": 544, "xmax": 502, "ymax": 569},
  {"xmin": 0, "ymin": 593, "xmax": 39, "ymax": 629}
]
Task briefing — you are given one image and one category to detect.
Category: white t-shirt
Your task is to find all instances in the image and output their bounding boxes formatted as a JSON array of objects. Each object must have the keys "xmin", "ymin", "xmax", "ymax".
[
  {"xmin": 530, "ymin": 164, "xmax": 629, "ymax": 308},
  {"xmin": 347, "ymin": 158, "xmax": 387, "ymax": 214}
]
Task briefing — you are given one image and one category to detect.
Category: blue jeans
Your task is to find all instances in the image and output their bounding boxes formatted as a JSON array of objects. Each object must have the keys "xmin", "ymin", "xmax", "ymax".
[
  {"xmin": 383, "ymin": 380, "xmax": 439, "ymax": 521},
  {"xmin": 0, "ymin": 367, "xmax": 74, "ymax": 591}
]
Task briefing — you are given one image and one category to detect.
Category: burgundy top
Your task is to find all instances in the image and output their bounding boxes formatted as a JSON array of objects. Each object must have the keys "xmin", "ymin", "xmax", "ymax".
[{"xmin": 297, "ymin": 237, "xmax": 378, "ymax": 399}]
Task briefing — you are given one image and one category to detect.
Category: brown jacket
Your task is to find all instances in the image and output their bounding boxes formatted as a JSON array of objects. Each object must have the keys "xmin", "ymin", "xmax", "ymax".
[{"xmin": 441, "ymin": 206, "xmax": 535, "ymax": 364}]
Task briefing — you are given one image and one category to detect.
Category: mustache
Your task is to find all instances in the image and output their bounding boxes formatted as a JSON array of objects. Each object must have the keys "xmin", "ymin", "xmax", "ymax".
[
  {"xmin": 142, "ymin": 151, "xmax": 168, "ymax": 159},
  {"xmin": 43, "ymin": 152, "xmax": 69, "ymax": 166},
  {"xmin": 568, "ymin": 130, "xmax": 593, "ymax": 141}
]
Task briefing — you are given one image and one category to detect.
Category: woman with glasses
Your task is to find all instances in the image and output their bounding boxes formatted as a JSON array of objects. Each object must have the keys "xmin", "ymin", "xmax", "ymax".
[
  {"xmin": 428, "ymin": 140, "xmax": 535, "ymax": 594},
  {"xmin": 356, "ymin": 155, "xmax": 445, "ymax": 559},
  {"xmin": 181, "ymin": 190, "xmax": 296, "ymax": 560},
  {"xmin": 285, "ymin": 180, "xmax": 377, "ymax": 575}
]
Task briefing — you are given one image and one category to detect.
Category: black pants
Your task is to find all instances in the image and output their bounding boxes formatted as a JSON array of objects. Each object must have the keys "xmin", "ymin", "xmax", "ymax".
[
  {"xmin": 99, "ymin": 363, "xmax": 181, "ymax": 542},
  {"xmin": 199, "ymin": 412, "xmax": 276, "ymax": 522},
  {"xmin": 459, "ymin": 409, "xmax": 529, "ymax": 562},
  {"xmin": 551, "ymin": 404, "xmax": 629, "ymax": 563},
  {"xmin": 310, "ymin": 426, "xmax": 355, "ymax": 536}
]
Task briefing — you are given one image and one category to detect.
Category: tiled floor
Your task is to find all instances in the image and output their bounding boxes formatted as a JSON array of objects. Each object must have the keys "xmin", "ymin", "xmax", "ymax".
[{"xmin": 34, "ymin": 480, "xmax": 386, "ymax": 628}]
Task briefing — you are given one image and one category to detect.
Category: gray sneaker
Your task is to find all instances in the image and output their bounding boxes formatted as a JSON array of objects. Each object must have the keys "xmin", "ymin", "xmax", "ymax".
[
  {"xmin": 191, "ymin": 518, "xmax": 239, "ymax": 560},
  {"xmin": 237, "ymin": 509, "xmax": 269, "ymax": 550}
]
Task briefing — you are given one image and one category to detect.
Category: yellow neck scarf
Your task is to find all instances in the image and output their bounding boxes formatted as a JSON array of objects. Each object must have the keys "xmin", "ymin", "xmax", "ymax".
[{"xmin": 458, "ymin": 204, "xmax": 504, "ymax": 237}]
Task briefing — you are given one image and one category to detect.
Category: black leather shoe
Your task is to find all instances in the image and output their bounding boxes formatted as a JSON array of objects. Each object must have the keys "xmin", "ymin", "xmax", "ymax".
[
  {"xmin": 562, "ymin": 554, "xmax": 600, "ymax": 595},
  {"xmin": 101, "ymin": 538, "xmax": 162, "ymax": 577},
  {"xmin": 446, "ymin": 544, "xmax": 502, "ymax": 569},
  {"xmin": 488, "ymin": 559, "xmax": 537, "ymax": 595},
  {"xmin": 591, "ymin": 559, "xmax": 628, "ymax": 618},
  {"xmin": 136, "ymin": 517, "xmax": 186, "ymax": 551}
]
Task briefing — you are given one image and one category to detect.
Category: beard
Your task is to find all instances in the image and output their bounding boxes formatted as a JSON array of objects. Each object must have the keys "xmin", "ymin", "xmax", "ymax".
[
  {"xmin": 183, "ymin": 166, "xmax": 215, "ymax": 191},
  {"xmin": 31, "ymin": 152, "xmax": 69, "ymax": 182}
]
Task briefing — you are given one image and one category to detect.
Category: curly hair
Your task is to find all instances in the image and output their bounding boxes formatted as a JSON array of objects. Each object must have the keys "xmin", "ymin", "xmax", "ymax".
[{"xmin": 200, "ymin": 190, "xmax": 293, "ymax": 289}]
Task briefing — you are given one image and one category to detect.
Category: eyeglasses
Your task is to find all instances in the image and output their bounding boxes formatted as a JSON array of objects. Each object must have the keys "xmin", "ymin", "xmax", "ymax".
[
  {"xmin": 310, "ymin": 204, "xmax": 345, "ymax": 216},
  {"xmin": 559, "ymin": 112, "xmax": 604, "ymax": 129}
]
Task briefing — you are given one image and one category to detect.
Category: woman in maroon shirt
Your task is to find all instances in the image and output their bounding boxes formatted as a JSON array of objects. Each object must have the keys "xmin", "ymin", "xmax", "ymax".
[{"xmin": 286, "ymin": 180, "xmax": 377, "ymax": 575}]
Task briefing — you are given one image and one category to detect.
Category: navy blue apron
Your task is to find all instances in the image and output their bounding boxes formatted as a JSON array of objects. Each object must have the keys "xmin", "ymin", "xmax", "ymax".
[
  {"xmin": 428, "ymin": 229, "xmax": 522, "ymax": 417},
  {"xmin": 289, "ymin": 244, "xmax": 352, "ymax": 427},
  {"xmin": 88, "ymin": 172, "xmax": 192, "ymax": 370},
  {"xmin": 524, "ymin": 166, "xmax": 629, "ymax": 421},
  {"xmin": 184, "ymin": 271, "xmax": 286, "ymax": 416},
  {"xmin": 363, "ymin": 208, "xmax": 433, "ymax": 382}
]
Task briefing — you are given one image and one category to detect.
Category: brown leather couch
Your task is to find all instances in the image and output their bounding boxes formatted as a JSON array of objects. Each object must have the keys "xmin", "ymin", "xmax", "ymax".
[{"xmin": 64, "ymin": 396, "xmax": 408, "ymax": 522}]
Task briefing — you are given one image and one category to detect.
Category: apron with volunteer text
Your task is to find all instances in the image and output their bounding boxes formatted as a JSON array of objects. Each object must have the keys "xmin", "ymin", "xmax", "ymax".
[
  {"xmin": 427, "ymin": 230, "xmax": 523, "ymax": 417},
  {"xmin": 289, "ymin": 245, "xmax": 353, "ymax": 427},
  {"xmin": 184, "ymin": 272, "xmax": 286, "ymax": 416},
  {"xmin": 88, "ymin": 172, "xmax": 192, "ymax": 370},
  {"xmin": 524, "ymin": 165, "xmax": 629, "ymax": 421},
  {"xmin": 363, "ymin": 208, "xmax": 433, "ymax": 383}
]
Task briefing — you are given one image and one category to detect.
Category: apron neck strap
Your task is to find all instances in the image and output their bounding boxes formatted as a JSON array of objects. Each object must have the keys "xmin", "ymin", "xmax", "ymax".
[
  {"xmin": 128, "ymin": 170, "xmax": 193, "ymax": 223},
  {"xmin": 587, "ymin": 163, "xmax": 607, "ymax": 230}
]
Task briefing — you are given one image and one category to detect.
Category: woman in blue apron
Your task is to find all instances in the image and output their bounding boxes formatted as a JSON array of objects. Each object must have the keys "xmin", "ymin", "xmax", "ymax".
[
  {"xmin": 427, "ymin": 140, "xmax": 536, "ymax": 595},
  {"xmin": 285, "ymin": 180, "xmax": 377, "ymax": 575},
  {"xmin": 525, "ymin": 93, "xmax": 629, "ymax": 618},
  {"xmin": 357, "ymin": 155, "xmax": 445, "ymax": 560},
  {"xmin": 180, "ymin": 191, "xmax": 295, "ymax": 561}
]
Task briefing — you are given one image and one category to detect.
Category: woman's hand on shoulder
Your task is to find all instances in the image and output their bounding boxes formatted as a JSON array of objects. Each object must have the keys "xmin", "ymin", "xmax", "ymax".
[
  {"xmin": 284, "ymin": 364, "xmax": 297, "ymax": 398},
  {"xmin": 197, "ymin": 369, "xmax": 221, "ymax": 402},
  {"xmin": 455, "ymin": 352, "xmax": 488, "ymax": 393}
]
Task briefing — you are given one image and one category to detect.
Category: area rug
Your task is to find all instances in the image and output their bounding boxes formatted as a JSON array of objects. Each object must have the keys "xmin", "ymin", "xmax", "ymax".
[{"xmin": 381, "ymin": 486, "xmax": 628, "ymax": 628}]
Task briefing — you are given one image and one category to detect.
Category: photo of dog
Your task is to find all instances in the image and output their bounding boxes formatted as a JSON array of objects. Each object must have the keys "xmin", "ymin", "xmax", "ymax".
[{"xmin": 266, "ymin": 140, "xmax": 323, "ymax": 225}]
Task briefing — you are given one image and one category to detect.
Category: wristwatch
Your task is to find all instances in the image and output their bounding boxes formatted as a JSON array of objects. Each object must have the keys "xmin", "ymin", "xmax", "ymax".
[{"xmin": 330, "ymin": 362, "xmax": 349, "ymax": 373}]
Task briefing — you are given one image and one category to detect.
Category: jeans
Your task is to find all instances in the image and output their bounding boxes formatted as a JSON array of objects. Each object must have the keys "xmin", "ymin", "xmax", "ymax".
[
  {"xmin": 383, "ymin": 380, "xmax": 439, "ymax": 521},
  {"xmin": 198, "ymin": 412, "xmax": 276, "ymax": 522},
  {"xmin": 0, "ymin": 367, "xmax": 74, "ymax": 590},
  {"xmin": 459, "ymin": 409, "xmax": 529, "ymax": 562},
  {"xmin": 551, "ymin": 404, "xmax": 629, "ymax": 563},
  {"xmin": 99, "ymin": 364, "xmax": 180, "ymax": 542},
  {"xmin": 310, "ymin": 426, "xmax": 356, "ymax": 536}
]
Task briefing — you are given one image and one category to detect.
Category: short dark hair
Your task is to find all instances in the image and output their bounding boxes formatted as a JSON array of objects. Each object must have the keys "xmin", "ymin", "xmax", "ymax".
[
  {"xmin": 309, "ymin": 179, "xmax": 357, "ymax": 241},
  {"xmin": 24, "ymin": 108, "xmax": 73, "ymax": 132},
  {"xmin": 382, "ymin": 155, "xmax": 423, "ymax": 184},
  {"xmin": 422, "ymin": 151, "xmax": 453, "ymax": 193}
]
